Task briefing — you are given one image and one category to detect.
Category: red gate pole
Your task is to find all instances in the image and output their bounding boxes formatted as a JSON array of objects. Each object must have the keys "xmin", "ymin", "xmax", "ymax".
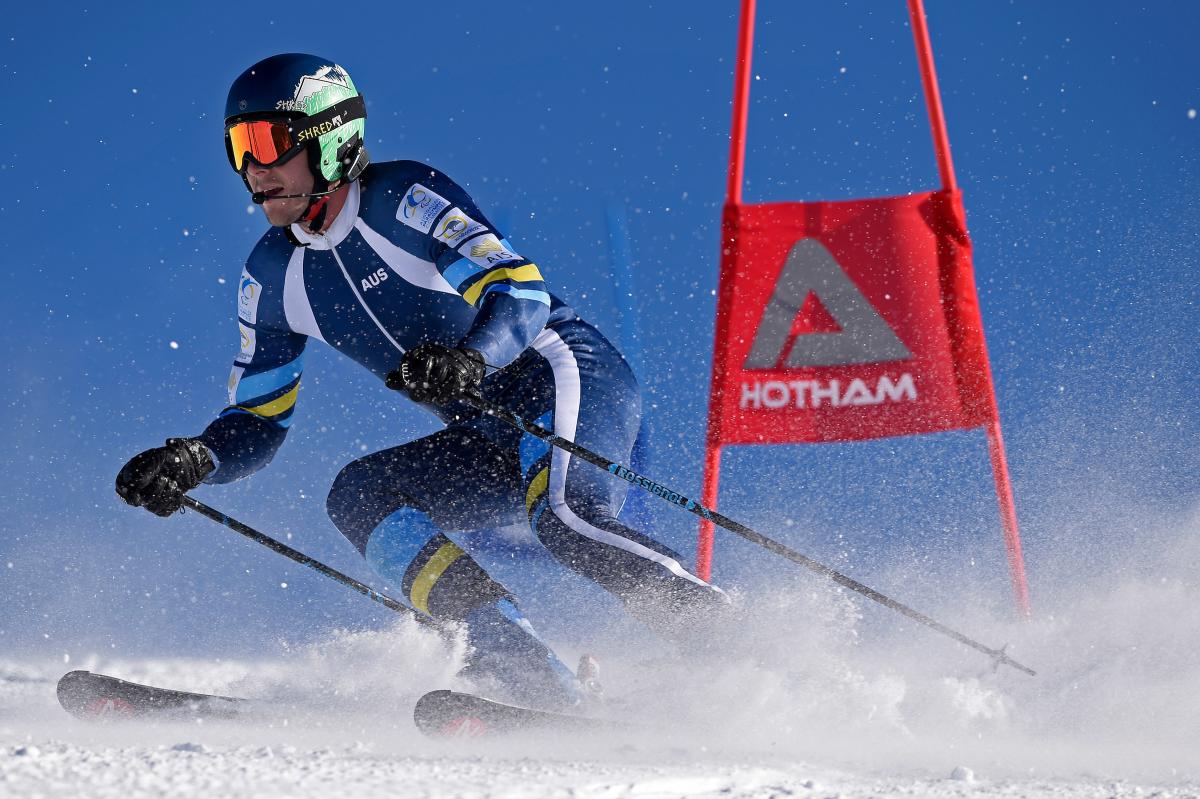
[
  {"xmin": 907, "ymin": 0, "xmax": 1031, "ymax": 616},
  {"xmin": 907, "ymin": 0, "xmax": 957, "ymax": 193},
  {"xmin": 986, "ymin": 419, "xmax": 1032, "ymax": 615},
  {"xmin": 698, "ymin": 0, "xmax": 757, "ymax": 581},
  {"xmin": 724, "ymin": 0, "xmax": 756, "ymax": 206}
]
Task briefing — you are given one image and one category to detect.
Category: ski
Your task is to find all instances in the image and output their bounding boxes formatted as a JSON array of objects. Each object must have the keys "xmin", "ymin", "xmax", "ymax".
[
  {"xmin": 56, "ymin": 670, "xmax": 246, "ymax": 721},
  {"xmin": 413, "ymin": 689, "xmax": 623, "ymax": 739}
]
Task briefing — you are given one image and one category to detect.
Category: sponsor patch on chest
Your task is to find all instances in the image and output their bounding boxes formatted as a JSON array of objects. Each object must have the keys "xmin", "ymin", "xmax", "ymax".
[
  {"xmin": 397, "ymin": 183, "xmax": 450, "ymax": 234},
  {"xmin": 432, "ymin": 207, "xmax": 487, "ymax": 245},
  {"xmin": 226, "ymin": 365, "xmax": 246, "ymax": 405},
  {"xmin": 459, "ymin": 233, "xmax": 521, "ymax": 268},
  {"xmin": 235, "ymin": 323, "xmax": 256, "ymax": 364},
  {"xmin": 238, "ymin": 270, "xmax": 262, "ymax": 324}
]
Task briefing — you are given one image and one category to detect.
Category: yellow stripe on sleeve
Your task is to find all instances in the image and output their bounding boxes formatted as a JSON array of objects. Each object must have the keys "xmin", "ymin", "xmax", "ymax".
[
  {"xmin": 462, "ymin": 263, "xmax": 544, "ymax": 306},
  {"xmin": 239, "ymin": 382, "xmax": 300, "ymax": 418},
  {"xmin": 408, "ymin": 540, "xmax": 466, "ymax": 615}
]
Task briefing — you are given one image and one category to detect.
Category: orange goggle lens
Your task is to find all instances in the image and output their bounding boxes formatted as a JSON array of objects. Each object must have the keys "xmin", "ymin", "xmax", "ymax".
[{"xmin": 225, "ymin": 119, "xmax": 298, "ymax": 172}]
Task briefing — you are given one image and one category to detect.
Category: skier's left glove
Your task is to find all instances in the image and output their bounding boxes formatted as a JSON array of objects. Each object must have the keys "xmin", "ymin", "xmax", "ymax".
[
  {"xmin": 387, "ymin": 343, "xmax": 485, "ymax": 404},
  {"xmin": 115, "ymin": 438, "xmax": 215, "ymax": 517}
]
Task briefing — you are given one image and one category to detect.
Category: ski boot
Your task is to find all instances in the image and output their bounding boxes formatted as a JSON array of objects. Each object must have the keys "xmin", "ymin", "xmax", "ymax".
[{"xmin": 458, "ymin": 598, "xmax": 583, "ymax": 711}]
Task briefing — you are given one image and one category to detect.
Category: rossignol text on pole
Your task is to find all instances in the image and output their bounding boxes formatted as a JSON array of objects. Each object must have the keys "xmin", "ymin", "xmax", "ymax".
[{"xmin": 462, "ymin": 393, "xmax": 1035, "ymax": 677}]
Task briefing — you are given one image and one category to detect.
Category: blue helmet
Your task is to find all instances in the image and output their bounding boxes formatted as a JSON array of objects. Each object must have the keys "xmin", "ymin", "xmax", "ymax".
[{"xmin": 225, "ymin": 53, "xmax": 369, "ymax": 185}]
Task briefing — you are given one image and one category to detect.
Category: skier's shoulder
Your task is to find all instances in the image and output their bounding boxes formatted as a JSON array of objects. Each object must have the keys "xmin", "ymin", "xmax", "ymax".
[
  {"xmin": 244, "ymin": 225, "xmax": 295, "ymax": 278},
  {"xmin": 357, "ymin": 159, "xmax": 484, "ymax": 255},
  {"xmin": 361, "ymin": 159, "xmax": 476, "ymax": 220},
  {"xmin": 365, "ymin": 158, "xmax": 465, "ymax": 195},
  {"xmin": 237, "ymin": 226, "xmax": 293, "ymax": 328}
]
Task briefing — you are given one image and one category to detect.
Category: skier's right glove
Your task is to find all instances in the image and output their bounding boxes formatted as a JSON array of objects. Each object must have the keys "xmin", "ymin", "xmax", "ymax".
[{"xmin": 115, "ymin": 438, "xmax": 215, "ymax": 517}]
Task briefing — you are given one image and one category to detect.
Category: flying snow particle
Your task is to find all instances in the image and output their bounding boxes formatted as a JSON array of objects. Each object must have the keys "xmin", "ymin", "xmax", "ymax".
[
  {"xmin": 188, "ymin": 176, "xmax": 197, "ymax": 184},
  {"xmin": 218, "ymin": 277, "xmax": 226, "ymax": 285},
  {"xmin": 246, "ymin": 205, "xmax": 256, "ymax": 215},
  {"xmin": 169, "ymin": 341, "xmax": 179, "ymax": 350},
  {"xmin": 131, "ymin": 88, "xmax": 138, "ymax": 94},
  {"xmin": 1189, "ymin": 108, "xmax": 1197, "ymax": 120},
  {"xmin": 280, "ymin": 582, "xmax": 288, "ymax": 589}
]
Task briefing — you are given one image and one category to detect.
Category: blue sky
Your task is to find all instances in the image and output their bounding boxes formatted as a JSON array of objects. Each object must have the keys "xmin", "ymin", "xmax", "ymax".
[{"xmin": 1, "ymin": 2, "xmax": 1197, "ymax": 658}]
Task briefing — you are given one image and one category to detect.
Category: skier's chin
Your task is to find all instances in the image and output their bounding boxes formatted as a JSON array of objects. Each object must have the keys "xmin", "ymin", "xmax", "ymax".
[{"xmin": 262, "ymin": 199, "xmax": 305, "ymax": 227}]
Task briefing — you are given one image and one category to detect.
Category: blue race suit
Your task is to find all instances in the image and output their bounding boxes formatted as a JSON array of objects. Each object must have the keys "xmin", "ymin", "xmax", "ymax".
[{"xmin": 195, "ymin": 161, "xmax": 724, "ymax": 706}]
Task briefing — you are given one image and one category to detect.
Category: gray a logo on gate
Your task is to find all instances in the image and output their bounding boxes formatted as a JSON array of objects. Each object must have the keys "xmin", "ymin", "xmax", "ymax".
[{"xmin": 743, "ymin": 238, "xmax": 912, "ymax": 368}]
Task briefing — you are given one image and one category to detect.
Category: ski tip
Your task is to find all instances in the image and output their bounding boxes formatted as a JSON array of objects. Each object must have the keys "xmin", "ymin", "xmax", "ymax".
[
  {"xmin": 56, "ymin": 670, "xmax": 135, "ymax": 721},
  {"xmin": 56, "ymin": 669, "xmax": 91, "ymax": 713},
  {"xmin": 55, "ymin": 670, "xmax": 246, "ymax": 722},
  {"xmin": 413, "ymin": 690, "xmax": 493, "ymax": 739},
  {"xmin": 56, "ymin": 669, "xmax": 93, "ymax": 689}
]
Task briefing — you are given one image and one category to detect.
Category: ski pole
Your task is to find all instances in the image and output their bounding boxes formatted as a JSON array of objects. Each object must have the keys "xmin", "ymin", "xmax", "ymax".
[
  {"xmin": 462, "ymin": 393, "xmax": 1035, "ymax": 677},
  {"xmin": 180, "ymin": 496, "xmax": 435, "ymax": 629}
]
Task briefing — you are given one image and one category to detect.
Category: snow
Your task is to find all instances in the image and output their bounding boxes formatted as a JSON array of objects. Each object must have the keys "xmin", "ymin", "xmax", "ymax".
[
  {"xmin": 2, "ymin": 527, "xmax": 1200, "ymax": 796},
  {"xmin": 4, "ymin": 509, "xmax": 1199, "ymax": 798},
  {"xmin": 1, "ymin": 718, "xmax": 1195, "ymax": 798}
]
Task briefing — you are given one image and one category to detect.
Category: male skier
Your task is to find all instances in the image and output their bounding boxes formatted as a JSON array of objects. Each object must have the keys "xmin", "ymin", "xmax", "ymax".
[{"xmin": 115, "ymin": 53, "xmax": 725, "ymax": 708}]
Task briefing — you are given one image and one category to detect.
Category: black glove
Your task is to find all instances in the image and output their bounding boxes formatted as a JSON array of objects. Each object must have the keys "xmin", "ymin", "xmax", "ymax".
[
  {"xmin": 386, "ymin": 343, "xmax": 485, "ymax": 404},
  {"xmin": 115, "ymin": 438, "xmax": 215, "ymax": 517}
]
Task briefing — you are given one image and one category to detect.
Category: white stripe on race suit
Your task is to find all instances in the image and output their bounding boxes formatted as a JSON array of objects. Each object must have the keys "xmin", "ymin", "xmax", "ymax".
[
  {"xmin": 283, "ymin": 247, "xmax": 327, "ymax": 343},
  {"xmin": 354, "ymin": 218, "xmax": 459, "ymax": 294},
  {"xmin": 530, "ymin": 328, "xmax": 711, "ymax": 588},
  {"xmin": 328, "ymin": 243, "xmax": 405, "ymax": 354}
]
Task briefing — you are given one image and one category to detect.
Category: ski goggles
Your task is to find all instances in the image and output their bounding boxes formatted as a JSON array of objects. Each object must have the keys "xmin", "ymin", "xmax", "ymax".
[
  {"xmin": 225, "ymin": 118, "xmax": 301, "ymax": 172},
  {"xmin": 224, "ymin": 95, "xmax": 367, "ymax": 173}
]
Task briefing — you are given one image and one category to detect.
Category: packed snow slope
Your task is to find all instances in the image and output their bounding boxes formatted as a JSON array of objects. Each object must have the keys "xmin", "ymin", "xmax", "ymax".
[{"xmin": 3, "ymin": 506, "xmax": 1198, "ymax": 798}]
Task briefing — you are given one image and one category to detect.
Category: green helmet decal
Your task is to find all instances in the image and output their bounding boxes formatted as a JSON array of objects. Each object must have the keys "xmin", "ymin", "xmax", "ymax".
[{"xmin": 287, "ymin": 64, "xmax": 366, "ymax": 183}]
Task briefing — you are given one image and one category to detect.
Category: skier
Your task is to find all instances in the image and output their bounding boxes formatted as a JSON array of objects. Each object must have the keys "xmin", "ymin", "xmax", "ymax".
[{"xmin": 115, "ymin": 53, "xmax": 726, "ymax": 708}]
